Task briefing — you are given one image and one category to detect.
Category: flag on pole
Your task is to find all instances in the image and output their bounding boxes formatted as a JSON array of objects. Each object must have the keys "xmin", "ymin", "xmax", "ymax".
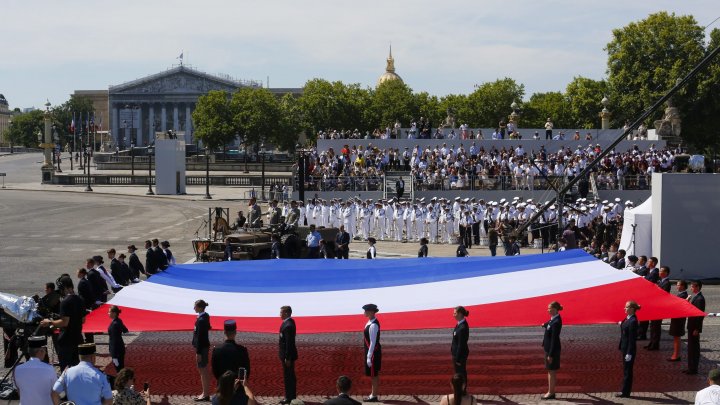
[
  {"xmin": 83, "ymin": 250, "xmax": 706, "ymax": 333},
  {"xmin": 70, "ymin": 113, "xmax": 75, "ymax": 132},
  {"xmin": 177, "ymin": 51, "xmax": 183, "ymax": 65}
]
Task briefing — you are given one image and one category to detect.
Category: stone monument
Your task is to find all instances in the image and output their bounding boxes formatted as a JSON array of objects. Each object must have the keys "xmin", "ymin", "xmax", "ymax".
[
  {"xmin": 654, "ymin": 98, "xmax": 682, "ymax": 141},
  {"xmin": 442, "ymin": 107, "xmax": 456, "ymax": 129},
  {"xmin": 599, "ymin": 96, "xmax": 611, "ymax": 130}
]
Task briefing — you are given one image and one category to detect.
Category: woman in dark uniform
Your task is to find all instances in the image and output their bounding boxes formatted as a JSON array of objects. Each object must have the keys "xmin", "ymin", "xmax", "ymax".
[
  {"xmin": 362, "ymin": 303, "xmax": 381, "ymax": 402},
  {"xmin": 541, "ymin": 301, "xmax": 562, "ymax": 400},
  {"xmin": 193, "ymin": 299, "xmax": 212, "ymax": 402},
  {"xmin": 107, "ymin": 305, "xmax": 129, "ymax": 372},
  {"xmin": 668, "ymin": 280, "xmax": 688, "ymax": 361},
  {"xmin": 451, "ymin": 306, "xmax": 469, "ymax": 382},
  {"xmin": 618, "ymin": 300, "xmax": 640, "ymax": 398},
  {"xmin": 366, "ymin": 238, "xmax": 377, "ymax": 259},
  {"xmin": 418, "ymin": 238, "xmax": 429, "ymax": 257}
]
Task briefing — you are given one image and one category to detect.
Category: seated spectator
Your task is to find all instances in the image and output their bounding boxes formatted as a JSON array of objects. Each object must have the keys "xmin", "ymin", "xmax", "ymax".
[{"xmin": 113, "ymin": 368, "xmax": 150, "ymax": 405}]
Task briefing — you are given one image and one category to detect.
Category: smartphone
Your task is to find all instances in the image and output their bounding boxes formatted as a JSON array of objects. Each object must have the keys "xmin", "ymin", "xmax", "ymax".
[
  {"xmin": 238, "ymin": 367, "xmax": 247, "ymax": 384},
  {"xmin": 143, "ymin": 382, "xmax": 149, "ymax": 391}
]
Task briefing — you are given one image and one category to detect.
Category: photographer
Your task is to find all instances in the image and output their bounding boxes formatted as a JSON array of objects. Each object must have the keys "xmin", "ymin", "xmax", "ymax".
[
  {"xmin": 40, "ymin": 276, "xmax": 85, "ymax": 371},
  {"xmin": 40, "ymin": 282, "xmax": 62, "ymax": 316}
]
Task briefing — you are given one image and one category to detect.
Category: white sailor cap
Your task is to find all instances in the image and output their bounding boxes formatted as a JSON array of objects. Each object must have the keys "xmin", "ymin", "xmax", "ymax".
[
  {"xmin": 463, "ymin": 198, "xmax": 470, "ymax": 203},
  {"xmin": 455, "ymin": 197, "xmax": 461, "ymax": 201},
  {"xmin": 549, "ymin": 205, "xmax": 556, "ymax": 210},
  {"xmin": 500, "ymin": 198, "xmax": 506, "ymax": 203},
  {"xmin": 615, "ymin": 198, "xmax": 622, "ymax": 202},
  {"xmin": 602, "ymin": 200, "xmax": 609, "ymax": 204}
]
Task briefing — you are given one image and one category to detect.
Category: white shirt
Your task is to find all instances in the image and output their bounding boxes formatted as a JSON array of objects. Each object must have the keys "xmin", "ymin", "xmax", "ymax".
[
  {"xmin": 365, "ymin": 319, "xmax": 379, "ymax": 360},
  {"xmin": 14, "ymin": 357, "xmax": 57, "ymax": 405},
  {"xmin": 695, "ymin": 384, "xmax": 720, "ymax": 405}
]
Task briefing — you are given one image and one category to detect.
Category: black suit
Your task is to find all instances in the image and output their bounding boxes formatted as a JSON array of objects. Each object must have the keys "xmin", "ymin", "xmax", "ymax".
[
  {"xmin": 154, "ymin": 246, "xmax": 169, "ymax": 271},
  {"xmin": 279, "ymin": 317, "xmax": 298, "ymax": 400},
  {"xmin": 324, "ymin": 393, "xmax": 361, "ymax": 405},
  {"xmin": 145, "ymin": 247, "xmax": 158, "ymax": 275},
  {"xmin": 128, "ymin": 252, "xmax": 145, "ymax": 279},
  {"xmin": 108, "ymin": 317, "xmax": 129, "ymax": 371},
  {"xmin": 192, "ymin": 313, "xmax": 211, "ymax": 354},
  {"xmin": 396, "ymin": 179, "xmax": 405, "ymax": 199},
  {"xmin": 110, "ymin": 258, "xmax": 131, "ymax": 286},
  {"xmin": 335, "ymin": 231, "xmax": 350, "ymax": 260},
  {"xmin": 648, "ymin": 277, "xmax": 672, "ymax": 350},
  {"xmin": 77, "ymin": 277, "xmax": 96, "ymax": 310},
  {"xmin": 86, "ymin": 268, "xmax": 108, "ymax": 303},
  {"xmin": 211, "ymin": 339, "xmax": 251, "ymax": 381},
  {"xmin": 542, "ymin": 315, "xmax": 562, "ymax": 370},
  {"xmin": 451, "ymin": 320, "xmax": 469, "ymax": 380},
  {"xmin": 687, "ymin": 292, "xmax": 706, "ymax": 373},
  {"xmin": 619, "ymin": 314, "xmax": 638, "ymax": 396}
]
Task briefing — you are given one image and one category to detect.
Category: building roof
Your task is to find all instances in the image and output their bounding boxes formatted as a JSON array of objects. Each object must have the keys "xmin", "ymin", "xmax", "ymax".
[
  {"xmin": 0, "ymin": 94, "xmax": 7, "ymax": 106},
  {"xmin": 109, "ymin": 65, "xmax": 262, "ymax": 93},
  {"xmin": 377, "ymin": 46, "xmax": 403, "ymax": 86}
]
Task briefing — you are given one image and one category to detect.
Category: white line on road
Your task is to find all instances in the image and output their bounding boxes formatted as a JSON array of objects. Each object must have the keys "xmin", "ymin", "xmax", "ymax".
[{"xmin": 25, "ymin": 247, "xmax": 41, "ymax": 250}]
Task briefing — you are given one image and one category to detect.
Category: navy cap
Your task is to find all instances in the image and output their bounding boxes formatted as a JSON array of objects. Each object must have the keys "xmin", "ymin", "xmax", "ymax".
[
  {"xmin": 78, "ymin": 343, "xmax": 96, "ymax": 355},
  {"xmin": 28, "ymin": 336, "xmax": 47, "ymax": 348},
  {"xmin": 362, "ymin": 303, "xmax": 379, "ymax": 312},
  {"xmin": 224, "ymin": 320, "xmax": 237, "ymax": 332}
]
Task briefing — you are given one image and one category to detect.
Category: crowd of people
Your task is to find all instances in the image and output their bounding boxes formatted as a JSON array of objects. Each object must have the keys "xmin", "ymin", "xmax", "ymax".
[{"xmin": 300, "ymin": 142, "xmax": 679, "ymax": 192}]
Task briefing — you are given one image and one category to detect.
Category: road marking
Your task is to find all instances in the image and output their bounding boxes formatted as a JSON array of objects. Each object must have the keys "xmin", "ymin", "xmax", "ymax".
[
  {"xmin": 94, "ymin": 248, "xmax": 105, "ymax": 252},
  {"xmin": 25, "ymin": 247, "xmax": 41, "ymax": 250},
  {"xmin": 48, "ymin": 234, "xmax": 62, "ymax": 238},
  {"xmin": 3, "ymin": 246, "xmax": 21, "ymax": 250},
  {"xmin": 11, "ymin": 234, "xmax": 24, "ymax": 237},
  {"xmin": 106, "ymin": 236, "xmax": 119, "ymax": 240},
  {"xmin": 69, "ymin": 235, "xmax": 81, "ymax": 239},
  {"xmin": 29, "ymin": 234, "xmax": 42, "ymax": 238},
  {"xmin": 70, "ymin": 248, "xmax": 83, "ymax": 252},
  {"xmin": 50, "ymin": 247, "xmax": 63, "ymax": 251}
]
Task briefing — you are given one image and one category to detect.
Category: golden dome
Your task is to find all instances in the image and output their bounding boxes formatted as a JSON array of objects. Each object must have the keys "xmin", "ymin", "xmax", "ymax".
[{"xmin": 377, "ymin": 45, "xmax": 403, "ymax": 87}]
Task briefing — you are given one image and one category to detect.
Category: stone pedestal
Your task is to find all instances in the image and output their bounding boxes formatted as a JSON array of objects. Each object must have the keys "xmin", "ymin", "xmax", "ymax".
[
  {"xmin": 600, "ymin": 108, "xmax": 611, "ymax": 130},
  {"xmin": 41, "ymin": 166, "xmax": 54, "ymax": 184}
]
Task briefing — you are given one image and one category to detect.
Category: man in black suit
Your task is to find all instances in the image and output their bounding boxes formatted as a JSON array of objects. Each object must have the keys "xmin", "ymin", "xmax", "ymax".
[
  {"xmin": 279, "ymin": 306, "xmax": 298, "ymax": 404},
  {"xmin": 127, "ymin": 245, "xmax": 145, "ymax": 282},
  {"xmin": 108, "ymin": 249, "xmax": 130, "ymax": 286},
  {"xmin": 152, "ymin": 239, "xmax": 169, "ymax": 271},
  {"xmin": 636, "ymin": 256, "xmax": 655, "ymax": 340},
  {"xmin": 85, "ymin": 257, "xmax": 108, "ymax": 305},
  {"xmin": 451, "ymin": 307, "xmax": 470, "ymax": 381},
  {"xmin": 646, "ymin": 266, "xmax": 671, "ymax": 351},
  {"xmin": 75, "ymin": 268, "xmax": 96, "ymax": 311},
  {"xmin": 323, "ymin": 376, "xmax": 361, "ymax": 405},
  {"xmin": 211, "ymin": 320, "xmax": 251, "ymax": 382},
  {"xmin": 144, "ymin": 240, "xmax": 157, "ymax": 275},
  {"xmin": 335, "ymin": 225, "xmax": 351, "ymax": 260},
  {"xmin": 685, "ymin": 281, "xmax": 706, "ymax": 375},
  {"xmin": 395, "ymin": 178, "xmax": 404, "ymax": 200}
]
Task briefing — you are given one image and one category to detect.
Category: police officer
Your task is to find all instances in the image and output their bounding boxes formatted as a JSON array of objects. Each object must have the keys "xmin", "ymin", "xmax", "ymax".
[
  {"xmin": 13, "ymin": 336, "xmax": 57, "ymax": 405},
  {"xmin": 279, "ymin": 306, "xmax": 298, "ymax": 404},
  {"xmin": 52, "ymin": 343, "xmax": 113, "ymax": 405},
  {"xmin": 211, "ymin": 320, "xmax": 251, "ymax": 382},
  {"xmin": 362, "ymin": 304, "xmax": 381, "ymax": 402}
]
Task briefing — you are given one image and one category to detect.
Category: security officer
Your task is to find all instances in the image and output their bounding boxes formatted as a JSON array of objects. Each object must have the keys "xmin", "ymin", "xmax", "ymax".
[
  {"xmin": 52, "ymin": 343, "xmax": 113, "ymax": 405},
  {"xmin": 40, "ymin": 276, "xmax": 85, "ymax": 371},
  {"xmin": 279, "ymin": 306, "xmax": 298, "ymax": 404},
  {"xmin": 13, "ymin": 336, "xmax": 57, "ymax": 405},
  {"xmin": 211, "ymin": 320, "xmax": 251, "ymax": 382},
  {"xmin": 362, "ymin": 304, "xmax": 381, "ymax": 402}
]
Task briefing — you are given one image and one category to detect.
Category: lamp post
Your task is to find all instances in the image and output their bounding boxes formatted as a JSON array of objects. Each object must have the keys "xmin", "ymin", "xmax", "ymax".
[
  {"xmin": 204, "ymin": 146, "xmax": 212, "ymax": 199},
  {"xmin": 85, "ymin": 141, "xmax": 93, "ymax": 192},
  {"xmin": 146, "ymin": 146, "xmax": 154, "ymax": 195},
  {"xmin": 296, "ymin": 143, "xmax": 305, "ymax": 202},
  {"xmin": 260, "ymin": 142, "xmax": 266, "ymax": 201},
  {"xmin": 130, "ymin": 141, "xmax": 135, "ymax": 177},
  {"xmin": 243, "ymin": 143, "xmax": 249, "ymax": 173},
  {"xmin": 53, "ymin": 125, "xmax": 62, "ymax": 172},
  {"xmin": 8, "ymin": 118, "xmax": 12, "ymax": 154}
]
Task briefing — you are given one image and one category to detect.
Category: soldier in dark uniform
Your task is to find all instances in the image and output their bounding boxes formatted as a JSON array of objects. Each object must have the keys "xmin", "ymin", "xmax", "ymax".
[
  {"xmin": 668, "ymin": 280, "xmax": 688, "ymax": 361},
  {"xmin": 542, "ymin": 301, "xmax": 563, "ymax": 400},
  {"xmin": 211, "ymin": 320, "xmax": 251, "ymax": 382},
  {"xmin": 617, "ymin": 300, "xmax": 640, "ymax": 398},
  {"xmin": 127, "ymin": 245, "xmax": 145, "ymax": 282},
  {"xmin": 107, "ymin": 305, "xmax": 128, "ymax": 372},
  {"xmin": 279, "ymin": 306, "xmax": 298, "ymax": 404},
  {"xmin": 152, "ymin": 239, "xmax": 169, "ymax": 271},
  {"xmin": 646, "ymin": 266, "xmax": 671, "ymax": 351},
  {"xmin": 192, "ymin": 300, "xmax": 211, "ymax": 401},
  {"xmin": 362, "ymin": 304, "xmax": 381, "ymax": 402},
  {"xmin": 144, "ymin": 240, "xmax": 158, "ymax": 275},
  {"xmin": 451, "ymin": 306, "xmax": 469, "ymax": 381},
  {"xmin": 685, "ymin": 281, "xmax": 706, "ymax": 375}
]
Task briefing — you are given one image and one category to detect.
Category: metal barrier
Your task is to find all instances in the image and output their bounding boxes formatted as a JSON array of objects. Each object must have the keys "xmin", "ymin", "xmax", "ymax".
[
  {"xmin": 53, "ymin": 175, "xmax": 290, "ymax": 187},
  {"xmin": 411, "ymin": 175, "xmax": 569, "ymax": 191}
]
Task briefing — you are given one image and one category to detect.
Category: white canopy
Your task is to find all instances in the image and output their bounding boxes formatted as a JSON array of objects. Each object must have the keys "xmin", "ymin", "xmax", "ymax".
[{"xmin": 619, "ymin": 197, "xmax": 652, "ymax": 257}]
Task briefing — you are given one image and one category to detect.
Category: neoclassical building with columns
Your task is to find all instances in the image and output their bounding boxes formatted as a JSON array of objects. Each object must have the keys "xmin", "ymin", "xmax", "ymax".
[{"xmin": 108, "ymin": 65, "xmax": 300, "ymax": 147}]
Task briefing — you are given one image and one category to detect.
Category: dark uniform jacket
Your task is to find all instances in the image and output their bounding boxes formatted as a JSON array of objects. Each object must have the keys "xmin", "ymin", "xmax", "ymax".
[
  {"xmin": 542, "ymin": 315, "xmax": 562, "ymax": 356},
  {"xmin": 279, "ymin": 317, "xmax": 298, "ymax": 361},
  {"xmin": 145, "ymin": 247, "xmax": 158, "ymax": 274},
  {"xmin": 154, "ymin": 246, "xmax": 169, "ymax": 271},
  {"xmin": 336, "ymin": 231, "xmax": 350, "ymax": 253},
  {"xmin": 128, "ymin": 252, "xmax": 145, "ymax": 277},
  {"xmin": 77, "ymin": 277, "xmax": 96, "ymax": 310},
  {"xmin": 657, "ymin": 277, "xmax": 671, "ymax": 293},
  {"xmin": 324, "ymin": 393, "xmax": 361, "ymax": 405},
  {"xmin": 108, "ymin": 317, "xmax": 129, "ymax": 358},
  {"xmin": 211, "ymin": 339, "xmax": 251, "ymax": 381},
  {"xmin": 87, "ymin": 268, "xmax": 108, "ymax": 303},
  {"xmin": 619, "ymin": 314, "xmax": 638, "ymax": 356},
  {"xmin": 451, "ymin": 319, "xmax": 469, "ymax": 362},
  {"xmin": 192, "ymin": 312, "xmax": 211, "ymax": 354},
  {"xmin": 687, "ymin": 292, "xmax": 706, "ymax": 333}
]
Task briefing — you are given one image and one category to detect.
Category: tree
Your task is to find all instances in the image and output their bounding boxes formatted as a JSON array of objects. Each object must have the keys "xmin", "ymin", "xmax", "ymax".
[
  {"xmin": 466, "ymin": 78, "xmax": 525, "ymax": 127},
  {"xmin": 192, "ymin": 90, "xmax": 235, "ymax": 150},
  {"xmin": 523, "ymin": 91, "xmax": 572, "ymax": 128},
  {"xmin": 230, "ymin": 87, "xmax": 284, "ymax": 151},
  {"xmin": 297, "ymin": 79, "xmax": 347, "ymax": 136},
  {"xmin": 277, "ymin": 93, "xmax": 302, "ymax": 150},
  {"xmin": 52, "ymin": 95, "xmax": 95, "ymax": 148},
  {"xmin": 606, "ymin": 12, "xmax": 705, "ymax": 127},
  {"xmin": 369, "ymin": 80, "xmax": 418, "ymax": 129},
  {"xmin": 415, "ymin": 92, "xmax": 443, "ymax": 129},
  {"xmin": 565, "ymin": 77, "xmax": 608, "ymax": 129},
  {"xmin": 437, "ymin": 94, "xmax": 470, "ymax": 127},
  {"xmin": 5, "ymin": 110, "xmax": 44, "ymax": 147},
  {"xmin": 683, "ymin": 28, "xmax": 720, "ymax": 151}
]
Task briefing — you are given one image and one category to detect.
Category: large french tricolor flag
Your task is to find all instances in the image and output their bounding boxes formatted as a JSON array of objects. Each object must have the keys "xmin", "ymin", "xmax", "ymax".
[{"xmin": 83, "ymin": 250, "xmax": 704, "ymax": 333}]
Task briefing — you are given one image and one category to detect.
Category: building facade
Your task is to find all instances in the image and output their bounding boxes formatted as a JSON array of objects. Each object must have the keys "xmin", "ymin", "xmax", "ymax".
[
  {"xmin": 73, "ymin": 90, "xmax": 109, "ymax": 132},
  {"xmin": 108, "ymin": 65, "xmax": 301, "ymax": 148},
  {"xmin": 0, "ymin": 94, "xmax": 12, "ymax": 145}
]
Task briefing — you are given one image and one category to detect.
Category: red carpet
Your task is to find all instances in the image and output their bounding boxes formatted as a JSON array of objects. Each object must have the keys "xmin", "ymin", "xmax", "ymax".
[{"xmin": 118, "ymin": 327, "xmax": 707, "ymax": 397}]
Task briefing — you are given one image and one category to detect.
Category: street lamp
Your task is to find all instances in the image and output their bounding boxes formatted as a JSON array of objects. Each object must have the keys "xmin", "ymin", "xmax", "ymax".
[
  {"xmin": 243, "ymin": 142, "xmax": 249, "ymax": 174},
  {"xmin": 204, "ymin": 146, "xmax": 212, "ymax": 199},
  {"xmin": 296, "ymin": 143, "xmax": 305, "ymax": 202},
  {"xmin": 260, "ymin": 142, "xmax": 266, "ymax": 201},
  {"xmin": 51, "ymin": 125, "xmax": 57, "ymax": 169},
  {"xmin": 130, "ymin": 141, "xmax": 135, "ymax": 177},
  {"xmin": 85, "ymin": 141, "xmax": 93, "ymax": 192},
  {"xmin": 146, "ymin": 146, "xmax": 154, "ymax": 195},
  {"xmin": 53, "ymin": 125, "xmax": 62, "ymax": 172},
  {"xmin": 8, "ymin": 118, "xmax": 12, "ymax": 154}
]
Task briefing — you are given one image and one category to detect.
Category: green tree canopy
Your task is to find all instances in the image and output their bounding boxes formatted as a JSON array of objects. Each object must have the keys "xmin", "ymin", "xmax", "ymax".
[
  {"xmin": 606, "ymin": 12, "xmax": 705, "ymax": 127},
  {"xmin": 565, "ymin": 77, "xmax": 608, "ymax": 129},
  {"xmin": 5, "ymin": 110, "xmax": 44, "ymax": 147},
  {"xmin": 52, "ymin": 95, "xmax": 95, "ymax": 147},
  {"xmin": 369, "ymin": 80, "xmax": 418, "ymax": 129},
  {"xmin": 523, "ymin": 91, "xmax": 571, "ymax": 128},
  {"xmin": 231, "ymin": 87, "xmax": 284, "ymax": 150},
  {"xmin": 683, "ymin": 28, "xmax": 720, "ymax": 151},
  {"xmin": 466, "ymin": 78, "xmax": 525, "ymax": 127},
  {"xmin": 192, "ymin": 90, "xmax": 235, "ymax": 150}
]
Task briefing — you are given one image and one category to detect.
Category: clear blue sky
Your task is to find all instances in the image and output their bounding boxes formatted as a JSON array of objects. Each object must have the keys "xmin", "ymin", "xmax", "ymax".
[{"xmin": 1, "ymin": 0, "xmax": 717, "ymax": 110}]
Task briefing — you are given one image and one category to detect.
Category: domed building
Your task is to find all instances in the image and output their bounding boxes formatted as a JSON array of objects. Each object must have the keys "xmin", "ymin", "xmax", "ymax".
[
  {"xmin": 0, "ymin": 94, "xmax": 12, "ymax": 145},
  {"xmin": 377, "ymin": 46, "xmax": 403, "ymax": 87}
]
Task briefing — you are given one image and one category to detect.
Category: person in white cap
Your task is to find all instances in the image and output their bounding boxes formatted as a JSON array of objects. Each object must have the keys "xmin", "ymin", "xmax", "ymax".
[{"xmin": 426, "ymin": 206, "xmax": 438, "ymax": 244}]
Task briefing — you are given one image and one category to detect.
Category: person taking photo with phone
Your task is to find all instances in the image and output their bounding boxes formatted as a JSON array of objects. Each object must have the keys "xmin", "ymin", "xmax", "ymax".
[
  {"xmin": 112, "ymin": 368, "xmax": 150, "ymax": 405},
  {"xmin": 212, "ymin": 370, "xmax": 257, "ymax": 405}
]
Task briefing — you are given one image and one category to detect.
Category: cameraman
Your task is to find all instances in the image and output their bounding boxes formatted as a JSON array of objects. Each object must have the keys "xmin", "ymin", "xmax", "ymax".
[
  {"xmin": 40, "ymin": 282, "xmax": 62, "ymax": 316},
  {"xmin": 40, "ymin": 276, "xmax": 85, "ymax": 371}
]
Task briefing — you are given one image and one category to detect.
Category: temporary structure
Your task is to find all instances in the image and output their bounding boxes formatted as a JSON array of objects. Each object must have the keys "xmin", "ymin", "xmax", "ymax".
[{"xmin": 619, "ymin": 197, "xmax": 652, "ymax": 257}]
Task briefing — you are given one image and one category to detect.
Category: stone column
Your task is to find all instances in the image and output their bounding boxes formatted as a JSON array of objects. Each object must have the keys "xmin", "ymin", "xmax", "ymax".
[
  {"xmin": 185, "ymin": 104, "xmax": 192, "ymax": 143},
  {"xmin": 136, "ymin": 106, "xmax": 143, "ymax": 146},
  {"xmin": 148, "ymin": 104, "xmax": 155, "ymax": 143},
  {"xmin": 600, "ymin": 96, "xmax": 611, "ymax": 130},
  {"xmin": 112, "ymin": 105, "xmax": 119, "ymax": 147},
  {"xmin": 173, "ymin": 104, "xmax": 179, "ymax": 131},
  {"xmin": 161, "ymin": 105, "xmax": 167, "ymax": 132}
]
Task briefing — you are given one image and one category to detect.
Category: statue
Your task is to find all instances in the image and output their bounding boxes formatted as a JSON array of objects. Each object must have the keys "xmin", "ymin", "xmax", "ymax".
[
  {"xmin": 654, "ymin": 98, "xmax": 682, "ymax": 139},
  {"xmin": 443, "ymin": 107, "xmax": 456, "ymax": 129}
]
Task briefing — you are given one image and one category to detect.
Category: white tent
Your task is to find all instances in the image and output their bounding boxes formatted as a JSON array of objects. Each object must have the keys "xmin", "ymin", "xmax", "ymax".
[{"xmin": 619, "ymin": 197, "xmax": 652, "ymax": 257}]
